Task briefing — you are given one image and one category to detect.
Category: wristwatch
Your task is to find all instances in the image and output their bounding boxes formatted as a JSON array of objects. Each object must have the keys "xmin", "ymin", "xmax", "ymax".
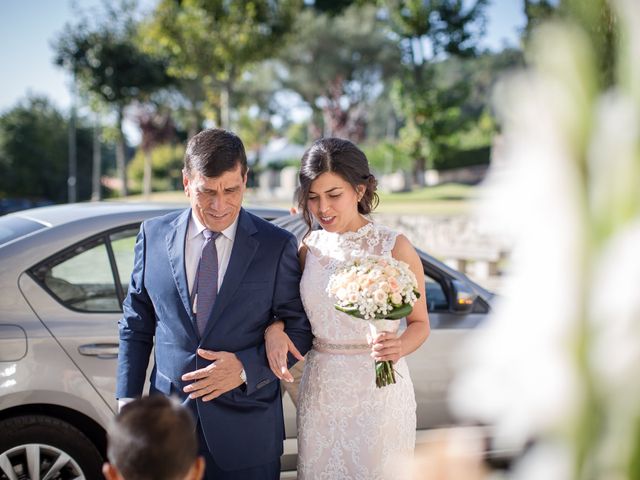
[{"xmin": 239, "ymin": 368, "xmax": 247, "ymax": 384}]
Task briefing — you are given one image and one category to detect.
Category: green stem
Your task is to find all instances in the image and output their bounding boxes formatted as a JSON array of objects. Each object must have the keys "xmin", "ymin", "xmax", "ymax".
[{"xmin": 375, "ymin": 360, "xmax": 397, "ymax": 388}]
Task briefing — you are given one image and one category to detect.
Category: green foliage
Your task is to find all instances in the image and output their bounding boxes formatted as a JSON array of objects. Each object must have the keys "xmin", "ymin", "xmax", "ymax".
[
  {"xmin": 285, "ymin": 122, "xmax": 309, "ymax": 146},
  {"xmin": 265, "ymin": 158, "xmax": 301, "ymax": 171},
  {"xmin": 384, "ymin": 0, "xmax": 489, "ymax": 59},
  {"xmin": 445, "ymin": 110, "xmax": 497, "ymax": 150},
  {"xmin": 0, "ymin": 96, "xmax": 95, "ymax": 203},
  {"xmin": 309, "ymin": 0, "xmax": 363, "ymax": 15},
  {"xmin": 381, "ymin": 0, "xmax": 490, "ymax": 178},
  {"xmin": 362, "ymin": 141, "xmax": 412, "ymax": 174},
  {"xmin": 235, "ymin": 107, "xmax": 274, "ymax": 154},
  {"xmin": 140, "ymin": 0, "xmax": 301, "ymax": 127},
  {"xmin": 392, "ymin": 47, "xmax": 520, "ymax": 172},
  {"xmin": 434, "ymin": 145, "xmax": 491, "ymax": 171},
  {"xmin": 53, "ymin": 2, "xmax": 173, "ymax": 110},
  {"xmin": 53, "ymin": 1, "xmax": 175, "ymax": 197},
  {"xmin": 276, "ymin": 4, "xmax": 401, "ymax": 141},
  {"xmin": 127, "ymin": 143, "xmax": 184, "ymax": 192}
]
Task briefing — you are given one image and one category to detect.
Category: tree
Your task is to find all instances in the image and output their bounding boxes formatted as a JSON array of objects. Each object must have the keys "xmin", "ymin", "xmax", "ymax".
[
  {"xmin": 140, "ymin": 0, "xmax": 301, "ymax": 130},
  {"xmin": 275, "ymin": 4, "xmax": 401, "ymax": 142},
  {"xmin": 382, "ymin": 0, "xmax": 489, "ymax": 183},
  {"xmin": 127, "ymin": 143, "xmax": 184, "ymax": 193},
  {"xmin": 135, "ymin": 106, "xmax": 176, "ymax": 198},
  {"xmin": 0, "ymin": 96, "xmax": 94, "ymax": 203},
  {"xmin": 53, "ymin": 1, "xmax": 173, "ymax": 196}
]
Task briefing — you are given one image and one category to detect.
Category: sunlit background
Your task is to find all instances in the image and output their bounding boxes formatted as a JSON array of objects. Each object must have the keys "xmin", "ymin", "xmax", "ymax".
[{"xmin": 2, "ymin": 1, "xmax": 639, "ymax": 479}]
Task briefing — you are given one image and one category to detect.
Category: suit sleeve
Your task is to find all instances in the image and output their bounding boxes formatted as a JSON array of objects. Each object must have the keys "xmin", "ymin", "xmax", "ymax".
[
  {"xmin": 116, "ymin": 223, "xmax": 155, "ymax": 399},
  {"xmin": 235, "ymin": 234, "xmax": 313, "ymax": 395}
]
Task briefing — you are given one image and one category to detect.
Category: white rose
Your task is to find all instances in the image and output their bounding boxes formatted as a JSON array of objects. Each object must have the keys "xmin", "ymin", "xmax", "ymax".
[
  {"xmin": 373, "ymin": 289, "xmax": 387, "ymax": 305},
  {"xmin": 347, "ymin": 292, "xmax": 359, "ymax": 304},
  {"xmin": 391, "ymin": 292, "xmax": 403, "ymax": 306}
]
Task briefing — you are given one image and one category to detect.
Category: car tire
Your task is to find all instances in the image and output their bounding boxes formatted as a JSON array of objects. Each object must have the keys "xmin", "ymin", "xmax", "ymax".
[{"xmin": 0, "ymin": 415, "xmax": 103, "ymax": 480}]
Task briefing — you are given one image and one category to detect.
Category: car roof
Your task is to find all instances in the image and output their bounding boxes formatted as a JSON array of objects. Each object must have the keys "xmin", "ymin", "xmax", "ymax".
[
  {"xmin": 0, "ymin": 202, "xmax": 290, "ymax": 266},
  {"xmin": 6, "ymin": 202, "xmax": 288, "ymax": 228}
]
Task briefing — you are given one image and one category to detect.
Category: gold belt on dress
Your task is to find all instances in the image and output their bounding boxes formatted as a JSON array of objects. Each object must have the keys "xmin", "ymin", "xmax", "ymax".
[{"xmin": 312, "ymin": 338, "xmax": 370, "ymax": 355}]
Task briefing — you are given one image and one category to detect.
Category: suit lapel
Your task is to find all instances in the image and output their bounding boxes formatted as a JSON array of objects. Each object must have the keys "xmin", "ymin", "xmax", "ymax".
[
  {"xmin": 165, "ymin": 209, "xmax": 198, "ymax": 336},
  {"xmin": 201, "ymin": 208, "xmax": 258, "ymax": 339}
]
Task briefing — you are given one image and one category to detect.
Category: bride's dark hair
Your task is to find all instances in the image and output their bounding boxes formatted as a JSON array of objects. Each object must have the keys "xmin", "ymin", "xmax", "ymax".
[{"xmin": 298, "ymin": 137, "xmax": 379, "ymax": 234}]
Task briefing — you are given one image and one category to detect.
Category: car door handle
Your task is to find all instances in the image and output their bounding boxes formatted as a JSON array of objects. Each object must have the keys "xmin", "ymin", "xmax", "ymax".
[{"xmin": 78, "ymin": 343, "xmax": 119, "ymax": 359}]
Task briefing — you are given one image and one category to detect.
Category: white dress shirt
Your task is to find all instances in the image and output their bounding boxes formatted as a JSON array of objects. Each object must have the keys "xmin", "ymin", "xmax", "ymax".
[{"xmin": 185, "ymin": 211, "xmax": 239, "ymax": 299}]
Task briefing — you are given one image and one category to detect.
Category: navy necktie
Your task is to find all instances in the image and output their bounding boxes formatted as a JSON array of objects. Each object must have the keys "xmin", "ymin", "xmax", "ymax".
[{"xmin": 196, "ymin": 230, "xmax": 220, "ymax": 336}]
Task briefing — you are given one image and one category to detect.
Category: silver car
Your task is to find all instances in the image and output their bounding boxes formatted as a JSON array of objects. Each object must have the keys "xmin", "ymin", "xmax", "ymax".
[{"xmin": 0, "ymin": 203, "xmax": 494, "ymax": 479}]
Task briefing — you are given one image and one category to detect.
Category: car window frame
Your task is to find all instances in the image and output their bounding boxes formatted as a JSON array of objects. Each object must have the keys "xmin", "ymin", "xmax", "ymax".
[
  {"xmin": 28, "ymin": 223, "xmax": 142, "ymax": 314},
  {"xmin": 422, "ymin": 259, "xmax": 490, "ymax": 314}
]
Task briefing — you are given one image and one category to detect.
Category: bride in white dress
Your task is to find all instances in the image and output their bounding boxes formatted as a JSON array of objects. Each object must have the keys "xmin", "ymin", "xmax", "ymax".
[{"xmin": 266, "ymin": 138, "xmax": 430, "ymax": 479}]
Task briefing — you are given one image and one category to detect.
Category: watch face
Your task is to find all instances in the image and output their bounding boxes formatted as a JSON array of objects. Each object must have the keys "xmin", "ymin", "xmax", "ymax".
[{"xmin": 240, "ymin": 369, "xmax": 247, "ymax": 383}]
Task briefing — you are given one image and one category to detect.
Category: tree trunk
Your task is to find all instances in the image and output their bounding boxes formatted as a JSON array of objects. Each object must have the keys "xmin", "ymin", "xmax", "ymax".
[
  {"xmin": 413, "ymin": 141, "xmax": 427, "ymax": 187},
  {"xmin": 221, "ymin": 82, "xmax": 231, "ymax": 130},
  {"xmin": 413, "ymin": 151, "xmax": 426, "ymax": 187},
  {"xmin": 91, "ymin": 113, "xmax": 101, "ymax": 201},
  {"xmin": 188, "ymin": 98, "xmax": 202, "ymax": 139},
  {"xmin": 116, "ymin": 107, "xmax": 128, "ymax": 197},
  {"xmin": 143, "ymin": 149, "xmax": 152, "ymax": 199}
]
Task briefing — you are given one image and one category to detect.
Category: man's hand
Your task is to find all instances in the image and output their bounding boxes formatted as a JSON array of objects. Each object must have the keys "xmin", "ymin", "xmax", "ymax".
[{"xmin": 181, "ymin": 349, "xmax": 244, "ymax": 401}]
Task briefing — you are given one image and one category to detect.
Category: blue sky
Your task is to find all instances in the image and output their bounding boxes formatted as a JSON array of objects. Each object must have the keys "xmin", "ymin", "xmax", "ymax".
[{"xmin": 0, "ymin": 0, "xmax": 526, "ymax": 114}]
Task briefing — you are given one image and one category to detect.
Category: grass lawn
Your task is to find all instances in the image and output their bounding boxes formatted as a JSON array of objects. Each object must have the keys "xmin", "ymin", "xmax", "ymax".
[
  {"xmin": 376, "ymin": 183, "xmax": 477, "ymax": 215},
  {"xmin": 117, "ymin": 183, "xmax": 478, "ymax": 216}
]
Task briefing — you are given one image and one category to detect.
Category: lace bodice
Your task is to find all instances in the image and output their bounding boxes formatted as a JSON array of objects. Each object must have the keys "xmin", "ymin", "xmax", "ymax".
[{"xmin": 301, "ymin": 222, "xmax": 400, "ymax": 344}]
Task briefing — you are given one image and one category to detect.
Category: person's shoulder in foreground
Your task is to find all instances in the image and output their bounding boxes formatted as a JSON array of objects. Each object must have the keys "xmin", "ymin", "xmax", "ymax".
[{"xmin": 102, "ymin": 395, "xmax": 205, "ymax": 480}]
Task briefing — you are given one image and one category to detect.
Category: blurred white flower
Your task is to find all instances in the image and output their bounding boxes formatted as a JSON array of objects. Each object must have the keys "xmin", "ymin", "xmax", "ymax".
[
  {"xmin": 449, "ymin": 4, "xmax": 640, "ymax": 476},
  {"xmin": 588, "ymin": 91, "xmax": 640, "ymax": 234},
  {"xmin": 451, "ymin": 22, "xmax": 591, "ymax": 450},
  {"xmin": 510, "ymin": 442, "xmax": 573, "ymax": 480},
  {"xmin": 590, "ymin": 223, "xmax": 640, "ymax": 394}
]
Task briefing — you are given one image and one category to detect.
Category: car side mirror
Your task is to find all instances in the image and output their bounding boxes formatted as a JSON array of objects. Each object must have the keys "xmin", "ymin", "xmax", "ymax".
[{"xmin": 451, "ymin": 279, "xmax": 477, "ymax": 314}]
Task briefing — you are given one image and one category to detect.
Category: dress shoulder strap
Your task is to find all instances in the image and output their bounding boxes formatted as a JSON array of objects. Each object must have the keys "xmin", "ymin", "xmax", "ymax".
[{"xmin": 375, "ymin": 224, "xmax": 400, "ymax": 257}]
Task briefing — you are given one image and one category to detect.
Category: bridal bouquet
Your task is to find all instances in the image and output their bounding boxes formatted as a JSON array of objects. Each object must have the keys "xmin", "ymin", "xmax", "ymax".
[{"xmin": 327, "ymin": 255, "xmax": 420, "ymax": 387}]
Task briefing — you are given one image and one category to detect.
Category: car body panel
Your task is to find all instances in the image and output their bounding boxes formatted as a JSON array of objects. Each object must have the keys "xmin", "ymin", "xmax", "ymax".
[
  {"xmin": 0, "ymin": 335, "xmax": 114, "ymax": 429},
  {"xmin": 18, "ymin": 272, "xmax": 121, "ymax": 411},
  {"xmin": 0, "ymin": 202, "xmax": 496, "ymax": 474}
]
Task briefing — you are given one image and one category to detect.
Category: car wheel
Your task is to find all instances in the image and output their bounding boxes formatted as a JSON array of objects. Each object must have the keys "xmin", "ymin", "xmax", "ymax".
[{"xmin": 0, "ymin": 415, "xmax": 103, "ymax": 480}]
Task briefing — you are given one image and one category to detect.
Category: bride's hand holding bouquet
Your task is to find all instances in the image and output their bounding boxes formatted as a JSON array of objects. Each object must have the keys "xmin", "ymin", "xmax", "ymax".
[{"xmin": 327, "ymin": 255, "xmax": 420, "ymax": 388}]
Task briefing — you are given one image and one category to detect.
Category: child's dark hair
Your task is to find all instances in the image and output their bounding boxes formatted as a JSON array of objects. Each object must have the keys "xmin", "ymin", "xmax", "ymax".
[{"xmin": 107, "ymin": 396, "xmax": 198, "ymax": 480}]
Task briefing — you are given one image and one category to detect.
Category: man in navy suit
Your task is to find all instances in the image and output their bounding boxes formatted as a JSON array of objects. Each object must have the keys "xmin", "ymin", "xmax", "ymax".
[{"xmin": 116, "ymin": 128, "xmax": 312, "ymax": 479}]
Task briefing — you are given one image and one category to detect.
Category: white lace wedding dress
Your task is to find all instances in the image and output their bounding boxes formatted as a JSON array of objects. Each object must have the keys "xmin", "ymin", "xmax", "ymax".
[{"xmin": 297, "ymin": 222, "xmax": 417, "ymax": 480}]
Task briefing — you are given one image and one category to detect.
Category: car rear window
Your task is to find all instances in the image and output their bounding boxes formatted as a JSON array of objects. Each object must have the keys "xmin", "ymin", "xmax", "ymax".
[{"xmin": 0, "ymin": 217, "xmax": 47, "ymax": 246}]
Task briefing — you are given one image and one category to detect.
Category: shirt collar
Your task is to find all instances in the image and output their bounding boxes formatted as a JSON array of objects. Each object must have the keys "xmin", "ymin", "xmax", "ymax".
[{"xmin": 189, "ymin": 210, "xmax": 239, "ymax": 241}]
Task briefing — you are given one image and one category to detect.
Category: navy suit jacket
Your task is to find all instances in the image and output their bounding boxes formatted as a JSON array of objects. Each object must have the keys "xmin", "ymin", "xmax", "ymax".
[{"xmin": 116, "ymin": 208, "xmax": 312, "ymax": 471}]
